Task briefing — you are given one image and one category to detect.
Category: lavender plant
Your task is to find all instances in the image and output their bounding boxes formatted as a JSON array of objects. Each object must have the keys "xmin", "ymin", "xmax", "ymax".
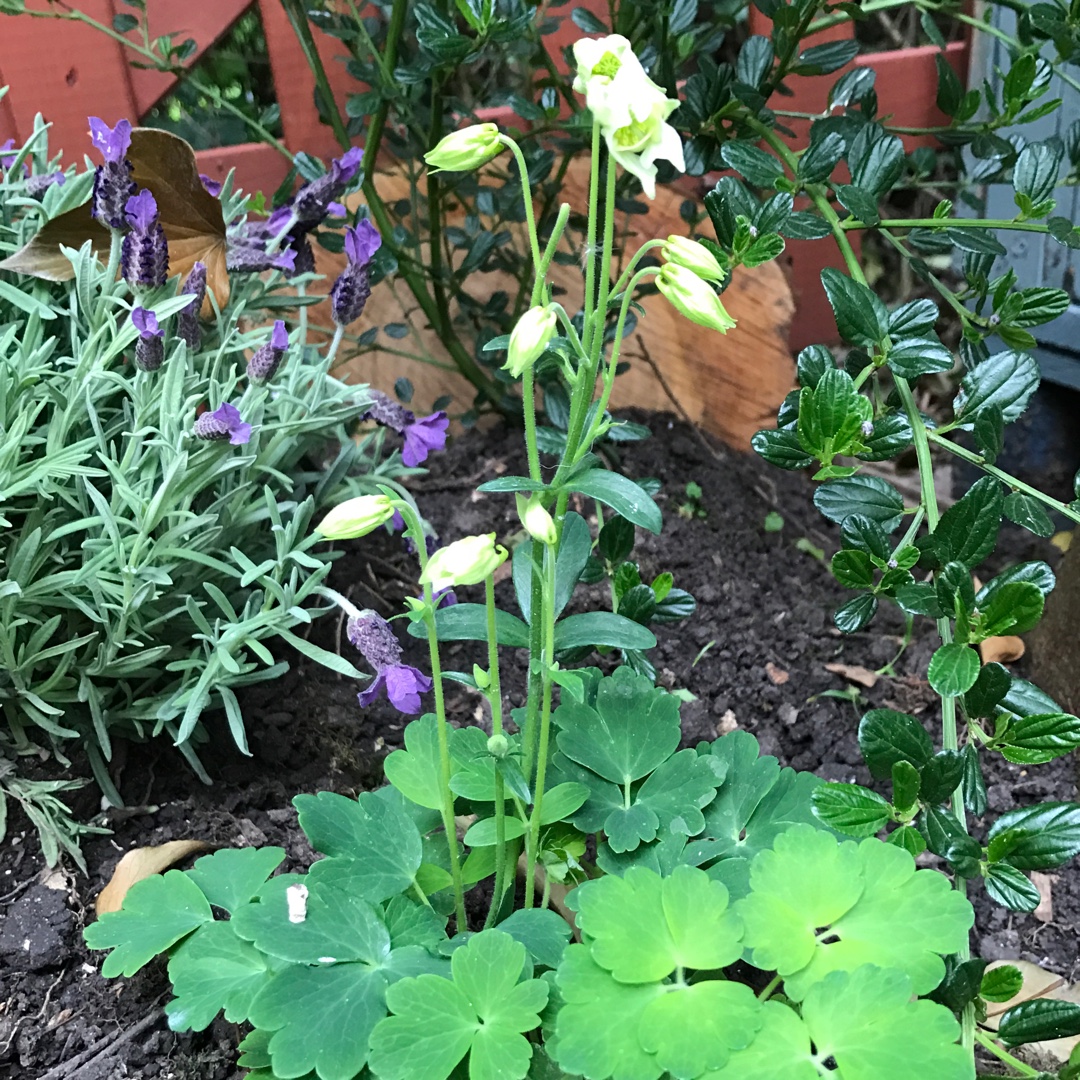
[
  {"xmin": 0, "ymin": 106, "xmax": 445, "ymax": 864},
  {"xmin": 79, "ymin": 33, "xmax": 1057, "ymax": 1080}
]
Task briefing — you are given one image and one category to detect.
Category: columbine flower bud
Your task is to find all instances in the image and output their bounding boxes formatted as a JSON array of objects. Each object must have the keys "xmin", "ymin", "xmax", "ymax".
[
  {"xmin": 487, "ymin": 733, "xmax": 509, "ymax": 758},
  {"xmin": 247, "ymin": 320, "xmax": 289, "ymax": 384},
  {"xmin": 178, "ymin": 262, "xmax": 207, "ymax": 348},
  {"xmin": 88, "ymin": 117, "xmax": 135, "ymax": 229},
  {"xmin": 121, "ymin": 189, "xmax": 168, "ymax": 290},
  {"xmin": 424, "ymin": 124, "xmax": 504, "ymax": 173},
  {"xmin": 656, "ymin": 263, "xmax": 736, "ymax": 334},
  {"xmin": 663, "ymin": 236, "xmax": 724, "ymax": 284},
  {"xmin": 131, "ymin": 307, "xmax": 164, "ymax": 372},
  {"xmin": 516, "ymin": 494, "xmax": 557, "ymax": 546},
  {"xmin": 504, "ymin": 305, "xmax": 557, "ymax": 378},
  {"xmin": 420, "ymin": 533, "xmax": 508, "ymax": 591},
  {"xmin": 316, "ymin": 495, "xmax": 396, "ymax": 540}
]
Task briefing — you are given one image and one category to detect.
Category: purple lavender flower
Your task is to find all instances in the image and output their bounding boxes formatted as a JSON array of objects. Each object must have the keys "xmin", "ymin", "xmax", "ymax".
[
  {"xmin": 121, "ymin": 189, "xmax": 168, "ymax": 290},
  {"xmin": 362, "ymin": 390, "xmax": 411, "ymax": 433},
  {"xmin": 389, "ymin": 509, "xmax": 406, "ymax": 532},
  {"xmin": 26, "ymin": 172, "xmax": 66, "ymax": 198},
  {"xmin": 199, "ymin": 174, "xmax": 223, "ymax": 197},
  {"xmin": 178, "ymin": 262, "xmax": 207, "ymax": 349},
  {"xmin": 331, "ymin": 221, "xmax": 381, "ymax": 326},
  {"xmin": 131, "ymin": 307, "xmax": 164, "ymax": 372},
  {"xmin": 193, "ymin": 402, "xmax": 252, "ymax": 446},
  {"xmin": 0, "ymin": 138, "xmax": 16, "ymax": 169},
  {"xmin": 88, "ymin": 117, "xmax": 135, "ymax": 229},
  {"xmin": 225, "ymin": 235, "xmax": 296, "ymax": 275},
  {"xmin": 247, "ymin": 320, "xmax": 289, "ymax": 384},
  {"xmin": 402, "ymin": 412, "xmax": 449, "ymax": 468},
  {"xmin": 434, "ymin": 586, "xmax": 457, "ymax": 609},
  {"xmin": 347, "ymin": 610, "xmax": 432, "ymax": 714},
  {"xmin": 292, "ymin": 147, "xmax": 364, "ymax": 228}
]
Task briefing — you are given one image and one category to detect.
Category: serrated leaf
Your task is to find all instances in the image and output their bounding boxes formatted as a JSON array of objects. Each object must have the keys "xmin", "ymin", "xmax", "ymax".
[
  {"xmin": 1004, "ymin": 492, "xmax": 1055, "ymax": 537},
  {"xmin": 858, "ymin": 709, "xmax": 933, "ymax": 778},
  {"xmin": 811, "ymin": 783, "xmax": 891, "ymax": 837},
  {"xmin": 955, "ymin": 351, "xmax": 1040, "ymax": 426},
  {"xmin": 981, "ymin": 964, "xmax": 1024, "ymax": 1003},
  {"xmin": 834, "ymin": 593, "xmax": 878, "ymax": 633},
  {"xmin": 928, "ymin": 643, "xmax": 981, "ymax": 697},
  {"xmin": 887, "ymin": 337, "xmax": 954, "ymax": 379},
  {"xmin": 999, "ymin": 998, "xmax": 1080, "ymax": 1047},
  {"xmin": 719, "ymin": 142, "xmax": 784, "ymax": 187},
  {"xmin": 814, "ymin": 476, "xmax": 905, "ymax": 531},
  {"xmin": 821, "ymin": 268, "xmax": 889, "ymax": 346},
  {"xmin": 496, "ymin": 909, "xmax": 572, "ymax": 970},
  {"xmin": 933, "ymin": 476, "xmax": 1004, "ymax": 568},
  {"xmin": 987, "ymin": 802, "xmax": 1080, "ymax": 870},
  {"xmin": 1001, "ymin": 713, "xmax": 1080, "ymax": 764},
  {"xmin": 985, "ymin": 862, "xmax": 1042, "ymax": 912}
]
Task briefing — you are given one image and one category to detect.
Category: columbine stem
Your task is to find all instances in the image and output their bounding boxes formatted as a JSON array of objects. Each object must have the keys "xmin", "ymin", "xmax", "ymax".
[
  {"xmin": 524, "ymin": 544, "xmax": 557, "ymax": 908},
  {"xmin": 393, "ymin": 500, "xmax": 467, "ymax": 930},
  {"xmin": 581, "ymin": 121, "xmax": 603, "ymax": 356},
  {"xmin": 972, "ymin": 1030, "xmax": 1042, "ymax": 1078},
  {"xmin": 483, "ymin": 575, "xmax": 510, "ymax": 926},
  {"xmin": 499, "ymin": 136, "xmax": 543, "ymax": 280}
]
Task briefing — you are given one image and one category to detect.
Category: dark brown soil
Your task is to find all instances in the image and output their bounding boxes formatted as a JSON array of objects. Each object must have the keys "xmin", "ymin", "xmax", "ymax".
[{"xmin": 1, "ymin": 413, "xmax": 1076, "ymax": 1080}]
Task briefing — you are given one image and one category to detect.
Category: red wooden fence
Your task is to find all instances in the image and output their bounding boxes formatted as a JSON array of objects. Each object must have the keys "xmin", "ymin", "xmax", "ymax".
[{"xmin": 0, "ymin": 2, "xmax": 969, "ymax": 350}]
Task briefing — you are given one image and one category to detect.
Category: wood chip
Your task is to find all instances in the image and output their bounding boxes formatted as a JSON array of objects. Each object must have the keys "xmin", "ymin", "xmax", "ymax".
[
  {"xmin": 823, "ymin": 662, "xmax": 879, "ymax": 689},
  {"xmin": 765, "ymin": 662, "xmax": 789, "ymax": 685},
  {"xmin": 1051, "ymin": 530, "xmax": 1073, "ymax": 553},
  {"xmin": 979, "ymin": 635, "xmax": 1025, "ymax": 664},
  {"xmin": 1032, "ymin": 872, "xmax": 1056, "ymax": 923},
  {"xmin": 715, "ymin": 709, "xmax": 739, "ymax": 736},
  {"xmin": 95, "ymin": 839, "xmax": 210, "ymax": 915}
]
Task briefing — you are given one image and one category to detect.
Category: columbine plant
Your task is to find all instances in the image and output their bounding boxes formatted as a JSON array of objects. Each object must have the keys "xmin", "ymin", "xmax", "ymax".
[
  {"xmin": 80, "ymin": 34, "xmax": 1053, "ymax": 1080},
  {"xmin": 0, "ymin": 108, "xmax": 448, "ymax": 864}
]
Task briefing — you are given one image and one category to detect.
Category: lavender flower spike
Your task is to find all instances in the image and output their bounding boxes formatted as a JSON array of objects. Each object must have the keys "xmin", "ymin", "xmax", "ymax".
[
  {"xmin": 26, "ymin": 172, "xmax": 66, "ymax": 198},
  {"xmin": 178, "ymin": 262, "xmax": 207, "ymax": 349},
  {"xmin": 88, "ymin": 117, "xmax": 135, "ymax": 229},
  {"xmin": 247, "ymin": 320, "xmax": 290, "ymax": 384},
  {"xmin": 0, "ymin": 138, "xmax": 16, "ymax": 169},
  {"xmin": 402, "ymin": 412, "xmax": 449, "ymax": 468},
  {"xmin": 121, "ymin": 189, "xmax": 168, "ymax": 290},
  {"xmin": 131, "ymin": 307, "xmax": 164, "ymax": 372},
  {"xmin": 331, "ymin": 220, "xmax": 381, "ymax": 327},
  {"xmin": 193, "ymin": 403, "xmax": 252, "ymax": 446},
  {"xmin": 347, "ymin": 610, "xmax": 433, "ymax": 715},
  {"xmin": 292, "ymin": 147, "xmax": 364, "ymax": 228},
  {"xmin": 199, "ymin": 174, "xmax": 223, "ymax": 197}
]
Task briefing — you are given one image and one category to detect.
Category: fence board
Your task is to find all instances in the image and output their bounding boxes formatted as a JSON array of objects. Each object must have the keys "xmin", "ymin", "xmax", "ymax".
[{"xmin": 195, "ymin": 141, "xmax": 290, "ymax": 197}]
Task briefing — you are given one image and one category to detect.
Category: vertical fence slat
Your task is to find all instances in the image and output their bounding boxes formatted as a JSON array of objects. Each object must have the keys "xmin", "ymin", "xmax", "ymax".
[{"xmin": 0, "ymin": 0, "xmax": 139, "ymax": 162}]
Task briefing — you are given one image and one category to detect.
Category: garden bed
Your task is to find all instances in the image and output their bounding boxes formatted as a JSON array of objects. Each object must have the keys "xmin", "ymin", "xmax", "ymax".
[{"xmin": 0, "ymin": 412, "xmax": 1074, "ymax": 1080}]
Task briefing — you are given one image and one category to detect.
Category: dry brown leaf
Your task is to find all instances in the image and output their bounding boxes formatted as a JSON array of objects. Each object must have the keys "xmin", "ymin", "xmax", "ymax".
[
  {"xmin": 1051, "ymin": 530, "xmax": 1073, "ymax": 554},
  {"xmin": 1032, "ymin": 872, "xmax": 1056, "ymax": 923},
  {"xmin": 765, "ymin": 662, "xmax": 789, "ymax": 685},
  {"xmin": 0, "ymin": 128, "xmax": 227, "ymax": 316},
  {"xmin": 95, "ymin": 839, "xmax": 210, "ymax": 915},
  {"xmin": 979, "ymin": 635, "xmax": 1025, "ymax": 664},
  {"xmin": 823, "ymin": 662, "xmax": 879, "ymax": 689}
]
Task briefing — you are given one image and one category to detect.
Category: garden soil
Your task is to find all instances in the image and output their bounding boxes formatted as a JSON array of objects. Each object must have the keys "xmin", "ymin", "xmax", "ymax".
[{"xmin": 1, "ymin": 413, "xmax": 1075, "ymax": 1080}]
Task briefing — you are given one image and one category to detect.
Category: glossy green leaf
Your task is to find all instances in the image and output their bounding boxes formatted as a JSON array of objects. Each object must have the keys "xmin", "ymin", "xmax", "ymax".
[
  {"xmin": 964, "ymin": 662, "xmax": 1012, "ymax": 718},
  {"xmin": 567, "ymin": 471, "xmax": 662, "ymax": 534},
  {"xmin": 987, "ymin": 802, "xmax": 1080, "ymax": 870},
  {"xmin": 932, "ymin": 476, "xmax": 1004, "ymax": 568},
  {"xmin": 1004, "ymin": 492, "xmax": 1055, "ymax": 537},
  {"xmin": 976, "ymin": 581, "xmax": 1044, "ymax": 639},
  {"xmin": 927, "ymin": 643, "xmax": 981, "ymax": 697},
  {"xmin": 858, "ymin": 709, "xmax": 933, "ymax": 779},
  {"xmin": 814, "ymin": 475, "xmax": 905, "ymax": 531},
  {"xmin": 834, "ymin": 593, "xmax": 878, "ymax": 633},
  {"xmin": 719, "ymin": 142, "xmax": 784, "ymax": 187},
  {"xmin": 1001, "ymin": 712, "xmax": 1080, "ymax": 764},
  {"xmin": 955, "ymin": 351, "xmax": 1040, "ymax": 425},
  {"xmin": 984, "ymin": 862, "xmax": 1041, "ymax": 912},
  {"xmin": 999, "ymin": 998, "xmax": 1080, "ymax": 1047},
  {"xmin": 887, "ymin": 336, "xmax": 954, "ymax": 379},
  {"xmin": 821, "ymin": 267, "xmax": 889, "ymax": 346},
  {"xmin": 811, "ymin": 783, "xmax": 891, "ymax": 837},
  {"xmin": 980, "ymin": 964, "xmax": 1024, "ymax": 1003}
]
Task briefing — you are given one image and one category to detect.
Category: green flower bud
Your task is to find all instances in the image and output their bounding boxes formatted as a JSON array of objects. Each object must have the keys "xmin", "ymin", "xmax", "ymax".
[
  {"xmin": 504, "ymin": 305, "xmax": 557, "ymax": 378},
  {"xmin": 656, "ymin": 263, "xmax": 736, "ymax": 334},
  {"xmin": 487, "ymin": 733, "xmax": 509, "ymax": 758},
  {"xmin": 663, "ymin": 235, "xmax": 725, "ymax": 284},
  {"xmin": 516, "ymin": 493, "xmax": 557, "ymax": 546},
  {"xmin": 420, "ymin": 533, "xmax": 508, "ymax": 591},
  {"xmin": 316, "ymin": 494, "xmax": 395, "ymax": 540},
  {"xmin": 424, "ymin": 124, "xmax": 504, "ymax": 173}
]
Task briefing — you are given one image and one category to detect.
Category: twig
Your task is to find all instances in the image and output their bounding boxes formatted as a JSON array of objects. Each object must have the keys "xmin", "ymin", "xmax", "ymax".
[
  {"xmin": 633, "ymin": 334, "xmax": 724, "ymax": 461},
  {"xmin": 36, "ymin": 1003, "xmax": 164, "ymax": 1080}
]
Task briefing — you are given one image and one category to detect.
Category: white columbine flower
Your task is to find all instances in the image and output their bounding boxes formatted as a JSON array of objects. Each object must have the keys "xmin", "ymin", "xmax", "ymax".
[
  {"xmin": 420, "ymin": 533, "xmax": 508, "ymax": 591},
  {"xmin": 572, "ymin": 34, "xmax": 684, "ymax": 199},
  {"xmin": 505, "ymin": 304, "xmax": 558, "ymax": 378}
]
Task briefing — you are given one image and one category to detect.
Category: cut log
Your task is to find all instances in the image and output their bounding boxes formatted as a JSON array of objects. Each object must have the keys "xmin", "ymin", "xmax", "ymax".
[
  {"xmin": 312, "ymin": 156, "xmax": 794, "ymax": 451},
  {"xmin": 1029, "ymin": 531, "xmax": 1080, "ymax": 716}
]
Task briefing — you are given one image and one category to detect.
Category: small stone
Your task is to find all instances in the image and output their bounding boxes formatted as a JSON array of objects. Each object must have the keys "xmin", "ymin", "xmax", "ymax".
[
  {"xmin": 715, "ymin": 709, "xmax": 738, "ymax": 736},
  {"xmin": 778, "ymin": 703, "xmax": 800, "ymax": 726}
]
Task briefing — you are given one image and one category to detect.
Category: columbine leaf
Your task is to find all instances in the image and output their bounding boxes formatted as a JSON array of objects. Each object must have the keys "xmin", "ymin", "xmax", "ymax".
[
  {"xmin": 249, "ymin": 961, "xmax": 391, "ymax": 1080},
  {"xmin": 370, "ymin": 930, "xmax": 548, "ymax": 1080},
  {"xmin": 294, "ymin": 790, "xmax": 422, "ymax": 903},
  {"xmin": 566, "ymin": 471, "xmax": 662, "ymax": 534},
  {"xmin": 571, "ymin": 864, "xmax": 744, "ymax": 981},
  {"xmin": 184, "ymin": 848, "xmax": 286, "ymax": 915},
  {"xmin": 736, "ymin": 825, "xmax": 973, "ymax": 1000},
  {"xmin": 165, "ymin": 920, "xmax": 271, "ymax": 1031},
  {"xmin": 84, "ymin": 869, "xmax": 212, "ymax": 977},
  {"xmin": 231, "ymin": 876, "xmax": 390, "ymax": 966},
  {"xmin": 496, "ymin": 909, "xmax": 573, "ymax": 970}
]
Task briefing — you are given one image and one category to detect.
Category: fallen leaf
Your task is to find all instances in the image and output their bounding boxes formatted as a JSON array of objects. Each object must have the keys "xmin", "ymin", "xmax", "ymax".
[
  {"xmin": 1051, "ymin": 530, "xmax": 1073, "ymax": 554},
  {"xmin": 716, "ymin": 709, "xmax": 739, "ymax": 736},
  {"xmin": 980, "ymin": 635, "xmax": 1025, "ymax": 664},
  {"xmin": 824, "ymin": 662, "xmax": 879, "ymax": 689},
  {"xmin": 984, "ymin": 959, "xmax": 1080, "ymax": 1065},
  {"xmin": 1032, "ymin": 872, "xmax": 1056, "ymax": 924},
  {"xmin": 0, "ymin": 128, "xmax": 227, "ymax": 316},
  {"xmin": 95, "ymin": 839, "xmax": 209, "ymax": 915},
  {"xmin": 765, "ymin": 662, "xmax": 789, "ymax": 685}
]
